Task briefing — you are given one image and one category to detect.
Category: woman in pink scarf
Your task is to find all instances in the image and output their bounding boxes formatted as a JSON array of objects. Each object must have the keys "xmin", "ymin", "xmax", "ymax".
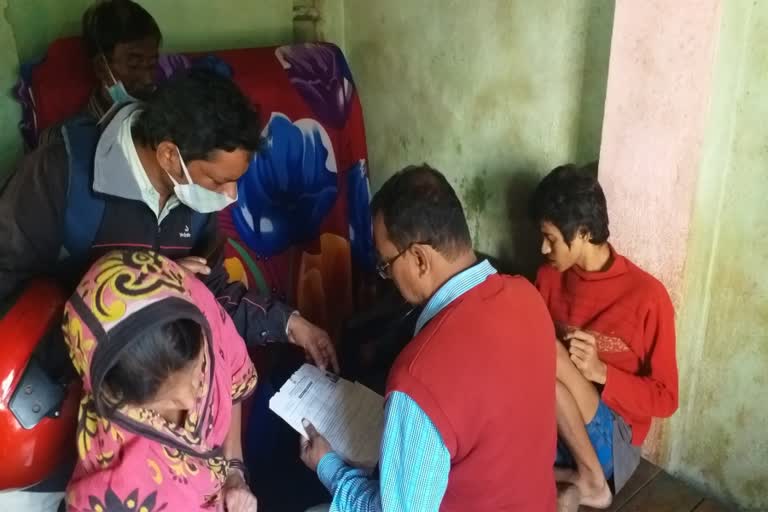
[{"xmin": 62, "ymin": 250, "xmax": 258, "ymax": 511}]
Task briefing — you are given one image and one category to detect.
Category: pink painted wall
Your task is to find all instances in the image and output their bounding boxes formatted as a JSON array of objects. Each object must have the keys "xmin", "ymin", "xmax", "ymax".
[
  {"xmin": 597, "ymin": 0, "xmax": 721, "ymax": 461},
  {"xmin": 598, "ymin": 0, "xmax": 720, "ymax": 308}
]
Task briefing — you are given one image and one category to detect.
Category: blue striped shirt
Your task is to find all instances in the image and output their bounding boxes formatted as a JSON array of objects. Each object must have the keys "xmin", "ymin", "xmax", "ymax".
[{"xmin": 317, "ymin": 260, "xmax": 497, "ymax": 512}]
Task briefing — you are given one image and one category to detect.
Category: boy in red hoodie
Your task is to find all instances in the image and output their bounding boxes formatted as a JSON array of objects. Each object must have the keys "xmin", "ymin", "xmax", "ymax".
[{"xmin": 529, "ymin": 163, "xmax": 679, "ymax": 509}]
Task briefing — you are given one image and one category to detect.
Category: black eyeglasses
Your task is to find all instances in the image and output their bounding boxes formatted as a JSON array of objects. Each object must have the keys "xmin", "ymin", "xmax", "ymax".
[{"xmin": 376, "ymin": 241, "xmax": 431, "ymax": 279}]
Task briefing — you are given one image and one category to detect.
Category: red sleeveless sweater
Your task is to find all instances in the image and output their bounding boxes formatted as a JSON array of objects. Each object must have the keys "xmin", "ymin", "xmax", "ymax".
[{"xmin": 387, "ymin": 274, "xmax": 557, "ymax": 511}]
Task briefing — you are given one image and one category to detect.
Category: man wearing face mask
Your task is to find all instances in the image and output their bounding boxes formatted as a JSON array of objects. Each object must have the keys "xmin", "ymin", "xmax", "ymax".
[
  {"xmin": 38, "ymin": 0, "xmax": 161, "ymax": 146},
  {"xmin": 0, "ymin": 70, "xmax": 338, "ymax": 375}
]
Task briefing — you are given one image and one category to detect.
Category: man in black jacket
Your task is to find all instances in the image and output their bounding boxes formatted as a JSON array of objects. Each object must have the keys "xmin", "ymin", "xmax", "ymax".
[{"xmin": 0, "ymin": 70, "xmax": 338, "ymax": 371}]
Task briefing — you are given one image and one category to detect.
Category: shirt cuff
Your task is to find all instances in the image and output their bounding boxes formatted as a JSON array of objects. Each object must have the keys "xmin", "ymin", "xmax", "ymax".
[
  {"xmin": 317, "ymin": 452, "xmax": 348, "ymax": 492},
  {"xmin": 285, "ymin": 310, "xmax": 300, "ymax": 336}
]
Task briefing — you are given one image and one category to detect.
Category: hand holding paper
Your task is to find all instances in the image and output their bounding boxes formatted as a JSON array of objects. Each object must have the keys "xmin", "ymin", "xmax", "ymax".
[{"xmin": 299, "ymin": 418, "xmax": 332, "ymax": 471}]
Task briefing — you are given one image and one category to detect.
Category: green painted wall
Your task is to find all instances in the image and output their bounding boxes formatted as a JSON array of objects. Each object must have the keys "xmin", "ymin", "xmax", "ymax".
[
  {"xmin": 339, "ymin": 0, "xmax": 614, "ymax": 273},
  {"xmin": 137, "ymin": 0, "xmax": 292, "ymax": 53},
  {"xmin": 316, "ymin": 0, "xmax": 345, "ymax": 51},
  {"xmin": 0, "ymin": 0, "xmax": 22, "ymax": 177},
  {"xmin": 6, "ymin": 0, "xmax": 91, "ymax": 64},
  {"xmin": 669, "ymin": 1, "xmax": 768, "ymax": 509}
]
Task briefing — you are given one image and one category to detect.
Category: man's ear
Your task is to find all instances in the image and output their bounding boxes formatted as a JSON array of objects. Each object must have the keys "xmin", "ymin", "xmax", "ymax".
[
  {"xmin": 411, "ymin": 243, "xmax": 431, "ymax": 278},
  {"xmin": 156, "ymin": 141, "xmax": 180, "ymax": 176}
]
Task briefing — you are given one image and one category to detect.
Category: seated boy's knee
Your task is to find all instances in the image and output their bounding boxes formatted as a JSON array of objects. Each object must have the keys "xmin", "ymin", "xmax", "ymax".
[
  {"xmin": 555, "ymin": 340, "xmax": 573, "ymax": 379},
  {"xmin": 555, "ymin": 379, "xmax": 568, "ymax": 398}
]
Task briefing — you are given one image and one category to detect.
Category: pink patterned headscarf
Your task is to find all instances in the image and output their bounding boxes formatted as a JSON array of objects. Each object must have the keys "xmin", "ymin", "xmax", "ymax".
[{"xmin": 62, "ymin": 250, "xmax": 257, "ymax": 511}]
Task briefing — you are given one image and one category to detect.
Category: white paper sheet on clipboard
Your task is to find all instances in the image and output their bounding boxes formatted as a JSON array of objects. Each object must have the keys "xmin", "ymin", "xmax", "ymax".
[{"xmin": 268, "ymin": 364, "xmax": 384, "ymax": 468}]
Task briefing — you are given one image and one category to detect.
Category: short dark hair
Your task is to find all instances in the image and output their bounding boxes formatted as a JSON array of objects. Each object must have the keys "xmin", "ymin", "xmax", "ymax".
[
  {"xmin": 528, "ymin": 162, "xmax": 610, "ymax": 245},
  {"xmin": 98, "ymin": 318, "xmax": 202, "ymax": 416},
  {"xmin": 371, "ymin": 164, "xmax": 472, "ymax": 258},
  {"xmin": 132, "ymin": 70, "xmax": 263, "ymax": 161},
  {"xmin": 82, "ymin": 0, "xmax": 162, "ymax": 59}
]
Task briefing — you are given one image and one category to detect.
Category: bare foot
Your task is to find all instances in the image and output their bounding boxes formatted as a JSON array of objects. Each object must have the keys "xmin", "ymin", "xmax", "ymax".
[
  {"xmin": 555, "ymin": 468, "xmax": 612, "ymax": 509},
  {"xmin": 556, "ymin": 483, "xmax": 581, "ymax": 512},
  {"xmin": 576, "ymin": 477, "xmax": 612, "ymax": 509}
]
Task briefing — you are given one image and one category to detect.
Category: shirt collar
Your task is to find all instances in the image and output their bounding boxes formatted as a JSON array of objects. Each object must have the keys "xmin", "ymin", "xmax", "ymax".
[
  {"xmin": 414, "ymin": 259, "xmax": 497, "ymax": 335},
  {"xmin": 571, "ymin": 245, "xmax": 628, "ymax": 281}
]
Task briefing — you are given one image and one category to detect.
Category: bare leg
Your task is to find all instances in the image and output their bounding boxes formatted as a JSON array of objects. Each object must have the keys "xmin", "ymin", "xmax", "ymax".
[
  {"xmin": 555, "ymin": 340, "xmax": 601, "ymax": 416},
  {"xmin": 555, "ymin": 341, "xmax": 612, "ymax": 508}
]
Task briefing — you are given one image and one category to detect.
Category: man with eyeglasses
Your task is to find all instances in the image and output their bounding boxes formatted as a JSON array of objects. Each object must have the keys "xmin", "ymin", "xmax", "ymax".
[{"xmin": 300, "ymin": 164, "xmax": 558, "ymax": 512}]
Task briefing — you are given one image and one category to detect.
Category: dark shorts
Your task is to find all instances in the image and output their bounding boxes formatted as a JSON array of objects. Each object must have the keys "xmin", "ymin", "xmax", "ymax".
[
  {"xmin": 555, "ymin": 401, "xmax": 641, "ymax": 492},
  {"xmin": 556, "ymin": 400, "xmax": 615, "ymax": 477}
]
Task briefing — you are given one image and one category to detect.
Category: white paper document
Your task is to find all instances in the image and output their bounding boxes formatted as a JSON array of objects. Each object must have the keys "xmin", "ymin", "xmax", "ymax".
[{"xmin": 269, "ymin": 364, "xmax": 384, "ymax": 468}]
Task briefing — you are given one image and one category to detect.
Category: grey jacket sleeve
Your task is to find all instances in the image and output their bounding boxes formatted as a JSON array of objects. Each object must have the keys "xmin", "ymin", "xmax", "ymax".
[{"xmin": 0, "ymin": 142, "xmax": 69, "ymax": 302}]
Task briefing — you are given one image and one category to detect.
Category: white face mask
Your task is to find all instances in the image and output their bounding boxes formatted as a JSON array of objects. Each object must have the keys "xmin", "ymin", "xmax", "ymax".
[
  {"xmin": 107, "ymin": 80, "xmax": 137, "ymax": 106},
  {"xmin": 166, "ymin": 148, "xmax": 237, "ymax": 213},
  {"xmin": 103, "ymin": 56, "xmax": 139, "ymax": 106},
  {"xmin": 97, "ymin": 58, "xmax": 139, "ymax": 125}
]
